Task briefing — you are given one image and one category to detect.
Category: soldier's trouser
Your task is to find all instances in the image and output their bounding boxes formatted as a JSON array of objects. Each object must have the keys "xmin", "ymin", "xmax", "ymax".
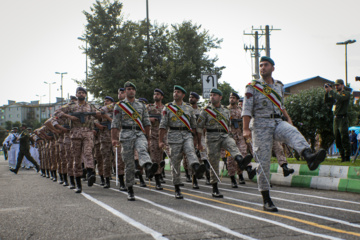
[
  {"xmin": 113, "ymin": 145, "xmax": 125, "ymax": 175},
  {"xmin": 45, "ymin": 149, "xmax": 51, "ymax": 170},
  {"xmin": 9, "ymin": 144, "xmax": 19, "ymax": 168},
  {"xmin": 94, "ymin": 143, "xmax": 103, "ymax": 176},
  {"xmin": 49, "ymin": 141, "xmax": 57, "ymax": 171},
  {"xmin": 169, "ymin": 137, "xmax": 199, "ymax": 185},
  {"xmin": 207, "ymin": 136, "xmax": 241, "ymax": 184},
  {"xmin": 334, "ymin": 117, "xmax": 351, "ymax": 157},
  {"xmin": 273, "ymin": 141, "xmax": 287, "ymax": 166},
  {"xmin": 71, "ymin": 130, "xmax": 95, "ymax": 178},
  {"xmin": 150, "ymin": 136, "xmax": 164, "ymax": 175},
  {"xmin": 101, "ymin": 141, "xmax": 113, "ymax": 178},
  {"xmin": 15, "ymin": 149, "xmax": 38, "ymax": 170},
  {"xmin": 121, "ymin": 135, "xmax": 151, "ymax": 187},
  {"xmin": 58, "ymin": 143, "xmax": 67, "ymax": 174},
  {"xmin": 252, "ymin": 120, "xmax": 309, "ymax": 191}
]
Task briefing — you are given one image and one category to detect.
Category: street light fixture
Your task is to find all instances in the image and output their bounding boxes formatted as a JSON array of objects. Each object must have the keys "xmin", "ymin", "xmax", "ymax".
[
  {"xmin": 336, "ymin": 39, "xmax": 356, "ymax": 86},
  {"xmin": 36, "ymin": 94, "xmax": 46, "ymax": 104},
  {"xmin": 44, "ymin": 81, "xmax": 56, "ymax": 106},
  {"xmin": 77, "ymin": 37, "xmax": 88, "ymax": 85},
  {"xmin": 55, "ymin": 72, "xmax": 67, "ymax": 104}
]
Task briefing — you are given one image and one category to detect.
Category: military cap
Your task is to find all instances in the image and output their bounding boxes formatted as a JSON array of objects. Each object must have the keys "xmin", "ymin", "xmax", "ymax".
[
  {"xmin": 70, "ymin": 95, "xmax": 77, "ymax": 100},
  {"xmin": 239, "ymin": 97, "xmax": 244, "ymax": 102},
  {"xmin": 334, "ymin": 79, "xmax": 344, "ymax": 85},
  {"xmin": 210, "ymin": 88, "xmax": 223, "ymax": 96},
  {"xmin": 260, "ymin": 56, "xmax": 275, "ymax": 66},
  {"xmin": 76, "ymin": 86, "xmax": 87, "ymax": 94},
  {"xmin": 230, "ymin": 92, "xmax": 240, "ymax": 99},
  {"xmin": 174, "ymin": 85, "xmax": 187, "ymax": 94},
  {"xmin": 118, "ymin": 87, "xmax": 125, "ymax": 92},
  {"xmin": 104, "ymin": 96, "xmax": 114, "ymax": 102},
  {"xmin": 154, "ymin": 88, "xmax": 164, "ymax": 96},
  {"xmin": 12, "ymin": 127, "xmax": 18, "ymax": 130},
  {"xmin": 190, "ymin": 92, "xmax": 200, "ymax": 99},
  {"xmin": 139, "ymin": 98, "xmax": 149, "ymax": 104},
  {"xmin": 124, "ymin": 81, "xmax": 136, "ymax": 90}
]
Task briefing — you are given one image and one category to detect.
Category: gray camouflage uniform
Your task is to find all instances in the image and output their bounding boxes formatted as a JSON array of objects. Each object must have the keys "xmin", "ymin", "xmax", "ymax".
[
  {"xmin": 111, "ymin": 98, "xmax": 152, "ymax": 187},
  {"xmin": 242, "ymin": 78, "xmax": 310, "ymax": 191}
]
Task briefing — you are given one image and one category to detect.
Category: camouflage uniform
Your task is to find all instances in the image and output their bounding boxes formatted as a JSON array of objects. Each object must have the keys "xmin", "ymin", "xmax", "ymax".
[
  {"xmin": 94, "ymin": 130, "xmax": 103, "ymax": 176},
  {"xmin": 242, "ymin": 78, "xmax": 310, "ymax": 191},
  {"xmin": 99, "ymin": 104, "xmax": 114, "ymax": 178},
  {"xmin": 111, "ymin": 99, "xmax": 152, "ymax": 187},
  {"xmin": 273, "ymin": 141, "xmax": 287, "ymax": 167},
  {"xmin": 159, "ymin": 101, "xmax": 199, "ymax": 185}
]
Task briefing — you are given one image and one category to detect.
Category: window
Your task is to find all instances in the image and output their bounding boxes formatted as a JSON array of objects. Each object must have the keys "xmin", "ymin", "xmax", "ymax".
[
  {"xmin": 9, "ymin": 114, "xmax": 12, "ymax": 118},
  {"xmin": 17, "ymin": 114, "xmax": 20, "ymax": 118}
]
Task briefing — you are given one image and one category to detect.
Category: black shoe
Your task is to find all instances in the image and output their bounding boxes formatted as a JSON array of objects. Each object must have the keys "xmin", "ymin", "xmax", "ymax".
[
  {"xmin": 139, "ymin": 174, "xmax": 147, "ymax": 187},
  {"xmin": 46, "ymin": 170, "xmax": 50, "ymax": 178},
  {"xmin": 63, "ymin": 174, "xmax": 69, "ymax": 186},
  {"xmin": 69, "ymin": 176, "xmax": 76, "ymax": 189},
  {"xmin": 281, "ymin": 163, "xmax": 295, "ymax": 177},
  {"xmin": 75, "ymin": 177, "xmax": 82, "ymax": 193},
  {"xmin": 159, "ymin": 175, "xmax": 166, "ymax": 184},
  {"xmin": 144, "ymin": 162, "xmax": 158, "ymax": 179},
  {"xmin": 235, "ymin": 154, "xmax": 253, "ymax": 170},
  {"xmin": 192, "ymin": 163, "xmax": 206, "ymax": 179},
  {"xmin": 261, "ymin": 190, "xmax": 278, "ymax": 212},
  {"xmin": 50, "ymin": 170, "xmax": 54, "ymax": 180},
  {"xmin": 192, "ymin": 175, "xmax": 199, "ymax": 189},
  {"xmin": 118, "ymin": 175, "xmax": 127, "ymax": 191},
  {"xmin": 52, "ymin": 171, "xmax": 58, "ymax": 182},
  {"xmin": 100, "ymin": 175, "xmax": 105, "ymax": 186},
  {"xmin": 127, "ymin": 187, "xmax": 135, "ymax": 201},
  {"xmin": 185, "ymin": 169, "xmax": 191, "ymax": 182},
  {"xmin": 87, "ymin": 169, "xmax": 95, "ymax": 187},
  {"xmin": 10, "ymin": 168, "xmax": 18, "ymax": 174},
  {"xmin": 103, "ymin": 177, "xmax": 110, "ymax": 189},
  {"xmin": 302, "ymin": 148, "xmax": 326, "ymax": 171},
  {"xmin": 246, "ymin": 166, "xmax": 256, "ymax": 180},
  {"xmin": 155, "ymin": 174, "xmax": 163, "ymax": 190},
  {"xmin": 58, "ymin": 174, "xmax": 64, "ymax": 184},
  {"xmin": 230, "ymin": 176, "xmax": 238, "ymax": 188},
  {"xmin": 41, "ymin": 169, "xmax": 46, "ymax": 177},
  {"xmin": 34, "ymin": 165, "xmax": 40, "ymax": 173},
  {"xmin": 212, "ymin": 183, "xmax": 223, "ymax": 198},
  {"xmin": 174, "ymin": 185, "xmax": 183, "ymax": 199},
  {"xmin": 238, "ymin": 173, "xmax": 245, "ymax": 184},
  {"xmin": 205, "ymin": 170, "xmax": 211, "ymax": 185}
]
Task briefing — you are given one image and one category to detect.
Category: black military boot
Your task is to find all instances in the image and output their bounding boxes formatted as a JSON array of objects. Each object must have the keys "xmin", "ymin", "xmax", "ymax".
[
  {"xmin": 50, "ymin": 170, "xmax": 54, "ymax": 180},
  {"xmin": 301, "ymin": 148, "xmax": 326, "ymax": 171},
  {"xmin": 230, "ymin": 176, "xmax": 238, "ymax": 188},
  {"xmin": 41, "ymin": 169, "xmax": 46, "ymax": 177},
  {"xmin": 192, "ymin": 163, "xmax": 206, "ymax": 179},
  {"xmin": 159, "ymin": 160, "xmax": 165, "ymax": 168},
  {"xmin": 281, "ymin": 163, "xmax": 295, "ymax": 177},
  {"xmin": 155, "ymin": 174, "xmax": 163, "ymax": 190},
  {"xmin": 192, "ymin": 175, "xmax": 199, "ymax": 189},
  {"xmin": 138, "ymin": 174, "xmax": 147, "ymax": 187},
  {"xmin": 246, "ymin": 166, "xmax": 256, "ymax": 180},
  {"xmin": 174, "ymin": 185, "xmax": 183, "ymax": 199},
  {"xmin": 100, "ymin": 175, "xmax": 105, "ymax": 186},
  {"xmin": 75, "ymin": 177, "xmax": 82, "ymax": 193},
  {"xmin": 205, "ymin": 171, "xmax": 211, "ymax": 185},
  {"xmin": 53, "ymin": 171, "xmax": 58, "ymax": 182},
  {"xmin": 58, "ymin": 173, "xmax": 64, "ymax": 184},
  {"xmin": 82, "ymin": 164, "xmax": 87, "ymax": 181},
  {"xmin": 87, "ymin": 168, "xmax": 95, "ymax": 187},
  {"xmin": 63, "ymin": 174, "xmax": 69, "ymax": 186},
  {"xmin": 46, "ymin": 169, "xmax": 50, "ymax": 178},
  {"xmin": 238, "ymin": 173, "xmax": 245, "ymax": 185},
  {"xmin": 127, "ymin": 186, "xmax": 135, "ymax": 201},
  {"xmin": 103, "ymin": 177, "xmax": 110, "ymax": 189},
  {"xmin": 212, "ymin": 183, "xmax": 223, "ymax": 198},
  {"xmin": 118, "ymin": 175, "xmax": 127, "ymax": 191},
  {"xmin": 134, "ymin": 160, "xmax": 141, "ymax": 177},
  {"xmin": 234, "ymin": 154, "xmax": 253, "ymax": 170},
  {"xmin": 159, "ymin": 174, "xmax": 166, "ymax": 183},
  {"xmin": 185, "ymin": 169, "xmax": 191, "ymax": 182},
  {"xmin": 69, "ymin": 176, "xmax": 76, "ymax": 189},
  {"xmin": 144, "ymin": 162, "xmax": 158, "ymax": 179},
  {"xmin": 261, "ymin": 190, "xmax": 278, "ymax": 212}
]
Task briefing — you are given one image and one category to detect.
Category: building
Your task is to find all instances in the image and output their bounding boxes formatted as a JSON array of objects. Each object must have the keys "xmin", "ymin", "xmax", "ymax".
[{"xmin": 283, "ymin": 76, "xmax": 335, "ymax": 97}]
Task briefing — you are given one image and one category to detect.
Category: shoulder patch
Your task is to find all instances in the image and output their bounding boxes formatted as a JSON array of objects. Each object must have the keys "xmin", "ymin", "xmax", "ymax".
[{"xmin": 275, "ymin": 80, "xmax": 284, "ymax": 86}]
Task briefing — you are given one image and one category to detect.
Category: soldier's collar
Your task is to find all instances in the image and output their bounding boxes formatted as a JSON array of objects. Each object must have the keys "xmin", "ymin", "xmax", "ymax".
[{"xmin": 172, "ymin": 100, "xmax": 185, "ymax": 106}]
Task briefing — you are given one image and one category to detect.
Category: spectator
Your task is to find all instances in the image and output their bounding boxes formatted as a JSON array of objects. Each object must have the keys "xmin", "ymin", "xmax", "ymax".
[{"xmin": 350, "ymin": 130, "xmax": 357, "ymax": 156}]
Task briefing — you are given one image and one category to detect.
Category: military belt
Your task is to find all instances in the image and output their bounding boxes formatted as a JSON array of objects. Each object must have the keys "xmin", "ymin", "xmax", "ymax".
[
  {"xmin": 122, "ymin": 125, "xmax": 142, "ymax": 131},
  {"xmin": 255, "ymin": 114, "xmax": 282, "ymax": 119},
  {"xmin": 169, "ymin": 126, "xmax": 190, "ymax": 131},
  {"xmin": 206, "ymin": 128, "xmax": 227, "ymax": 133}
]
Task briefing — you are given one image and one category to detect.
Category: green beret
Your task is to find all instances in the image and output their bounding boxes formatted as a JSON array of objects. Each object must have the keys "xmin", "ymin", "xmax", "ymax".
[
  {"xmin": 334, "ymin": 79, "xmax": 344, "ymax": 85},
  {"xmin": 210, "ymin": 88, "xmax": 222, "ymax": 96},
  {"xmin": 124, "ymin": 81, "xmax": 136, "ymax": 90},
  {"xmin": 260, "ymin": 56, "xmax": 275, "ymax": 66},
  {"xmin": 174, "ymin": 85, "xmax": 186, "ymax": 94}
]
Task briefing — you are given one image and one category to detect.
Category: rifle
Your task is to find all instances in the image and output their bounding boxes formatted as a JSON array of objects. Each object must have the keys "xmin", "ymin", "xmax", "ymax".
[
  {"xmin": 69, "ymin": 111, "xmax": 104, "ymax": 124},
  {"xmin": 230, "ymin": 119, "xmax": 242, "ymax": 129},
  {"xmin": 149, "ymin": 114, "xmax": 162, "ymax": 121}
]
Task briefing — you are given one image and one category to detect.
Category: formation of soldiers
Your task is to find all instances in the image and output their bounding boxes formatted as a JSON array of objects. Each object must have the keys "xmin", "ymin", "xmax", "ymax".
[{"xmin": 6, "ymin": 56, "xmax": 327, "ymax": 212}]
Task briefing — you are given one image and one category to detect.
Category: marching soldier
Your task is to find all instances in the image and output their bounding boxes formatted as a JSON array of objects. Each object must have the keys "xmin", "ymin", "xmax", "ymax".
[
  {"xmin": 242, "ymin": 56, "xmax": 326, "ymax": 212},
  {"xmin": 159, "ymin": 85, "xmax": 206, "ymax": 199},
  {"xmin": 111, "ymin": 81, "xmax": 158, "ymax": 201},
  {"xmin": 197, "ymin": 88, "xmax": 252, "ymax": 198}
]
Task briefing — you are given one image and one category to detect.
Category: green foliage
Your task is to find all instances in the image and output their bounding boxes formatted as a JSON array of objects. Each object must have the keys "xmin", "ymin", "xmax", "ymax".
[
  {"xmin": 218, "ymin": 81, "xmax": 239, "ymax": 106},
  {"xmin": 81, "ymin": 0, "xmax": 224, "ymax": 103}
]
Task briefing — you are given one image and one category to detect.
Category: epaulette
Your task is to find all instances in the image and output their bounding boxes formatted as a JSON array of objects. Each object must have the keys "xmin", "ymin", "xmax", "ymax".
[
  {"xmin": 106, "ymin": 104, "xmax": 113, "ymax": 109},
  {"xmin": 204, "ymin": 106, "xmax": 211, "ymax": 110},
  {"xmin": 246, "ymin": 80, "xmax": 260, "ymax": 87},
  {"xmin": 275, "ymin": 80, "xmax": 284, "ymax": 86},
  {"xmin": 165, "ymin": 102, "xmax": 172, "ymax": 107}
]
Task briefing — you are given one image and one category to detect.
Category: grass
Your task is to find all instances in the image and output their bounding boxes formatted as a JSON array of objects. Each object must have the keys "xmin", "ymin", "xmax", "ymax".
[{"xmin": 270, "ymin": 157, "xmax": 360, "ymax": 166}]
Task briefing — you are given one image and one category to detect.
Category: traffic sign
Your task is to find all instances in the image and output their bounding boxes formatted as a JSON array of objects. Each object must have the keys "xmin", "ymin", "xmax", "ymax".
[{"xmin": 202, "ymin": 73, "xmax": 217, "ymax": 99}]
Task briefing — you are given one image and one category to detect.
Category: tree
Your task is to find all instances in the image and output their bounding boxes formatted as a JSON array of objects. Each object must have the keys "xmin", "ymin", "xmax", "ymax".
[
  {"xmin": 81, "ymin": 0, "xmax": 225, "ymax": 103},
  {"xmin": 218, "ymin": 81, "xmax": 239, "ymax": 106}
]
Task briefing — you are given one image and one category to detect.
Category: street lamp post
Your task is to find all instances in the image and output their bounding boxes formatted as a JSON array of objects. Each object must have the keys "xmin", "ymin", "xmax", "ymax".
[
  {"xmin": 36, "ymin": 94, "xmax": 46, "ymax": 104},
  {"xmin": 77, "ymin": 37, "xmax": 88, "ymax": 85},
  {"xmin": 55, "ymin": 72, "xmax": 67, "ymax": 104},
  {"xmin": 336, "ymin": 39, "xmax": 356, "ymax": 86},
  {"xmin": 44, "ymin": 81, "xmax": 56, "ymax": 106}
]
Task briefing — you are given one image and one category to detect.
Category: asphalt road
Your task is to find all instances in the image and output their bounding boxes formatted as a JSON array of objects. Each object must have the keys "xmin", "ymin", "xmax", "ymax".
[{"xmin": 1, "ymin": 156, "xmax": 360, "ymax": 240}]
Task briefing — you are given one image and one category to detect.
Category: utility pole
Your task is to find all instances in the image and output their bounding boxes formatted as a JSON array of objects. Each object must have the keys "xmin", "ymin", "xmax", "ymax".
[{"xmin": 244, "ymin": 25, "xmax": 281, "ymax": 79}]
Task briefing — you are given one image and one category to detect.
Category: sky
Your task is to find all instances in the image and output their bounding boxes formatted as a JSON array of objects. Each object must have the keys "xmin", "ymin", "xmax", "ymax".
[{"xmin": 1, "ymin": 0, "xmax": 360, "ymax": 106}]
